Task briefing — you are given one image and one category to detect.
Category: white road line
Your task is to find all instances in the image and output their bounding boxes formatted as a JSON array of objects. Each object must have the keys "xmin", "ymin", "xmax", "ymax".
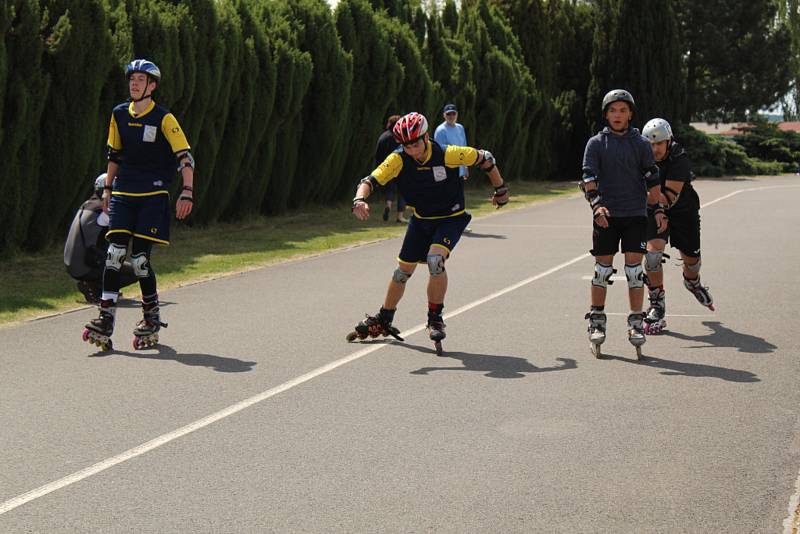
[
  {"xmin": 0, "ymin": 183, "xmax": 795, "ymax": 517},
  {"xmin": 700, "ymin": 184, "xmax": 800, "ymax": 209}
]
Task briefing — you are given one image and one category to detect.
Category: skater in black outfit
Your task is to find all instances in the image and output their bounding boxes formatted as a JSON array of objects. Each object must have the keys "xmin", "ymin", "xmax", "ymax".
[
  {"xmin": 64, "ymin": 174, "xmax": 136, "ymax": 303},
  {"xmin": 375, "ymin": 115, "xmax": 408, "ymax": 223},
  {"xmin": 641, "ymin": 117, "xmax": 714, "ymax": 335},
  {"xmin": 580, "ymin": 90, "xmax": 663, "ymax": 359}
]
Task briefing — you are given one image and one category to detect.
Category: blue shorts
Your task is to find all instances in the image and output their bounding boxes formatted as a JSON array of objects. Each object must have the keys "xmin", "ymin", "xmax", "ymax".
[
  {"xmin": 107, "ymin": 193, "xmax": 171, "ymax": 245},
  {"xmin": 398, "ymin": 212, "xmax": 472, "ymax": 264}
]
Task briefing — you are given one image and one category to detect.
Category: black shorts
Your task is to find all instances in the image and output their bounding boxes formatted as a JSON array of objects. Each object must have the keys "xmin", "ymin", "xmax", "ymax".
[
  {"xmin": 398, "ymin": 212, "xmax": 472, "ymax": 264},
  {"xmin": 591, "ymin": 216, "xmax": 647, "ymax": 256},
  {"xmin": 107, "ymin": 193, "xmax": 171, "ymax": 245},
  {"xmin": 647, "ymin": 208, "xmax": 701, "ymax": 258}
]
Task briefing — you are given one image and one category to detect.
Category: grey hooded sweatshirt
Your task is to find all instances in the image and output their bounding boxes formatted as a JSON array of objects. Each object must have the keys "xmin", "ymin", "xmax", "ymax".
[{"xmin": 582, "ymin": 127, "xmax": 659, "ymax": 218}]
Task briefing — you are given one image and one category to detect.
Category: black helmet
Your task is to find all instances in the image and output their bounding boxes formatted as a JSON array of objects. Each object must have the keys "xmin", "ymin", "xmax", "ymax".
[{"xmin": 602, "ymin": 89, "xmax": 635, "ymax": 113}]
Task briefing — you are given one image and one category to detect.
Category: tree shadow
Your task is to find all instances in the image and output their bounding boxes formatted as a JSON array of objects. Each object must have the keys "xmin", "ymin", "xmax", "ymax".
[
  {"xmin": 402, "ymin": 342, "xmax": 576, "ymax": 378},
  {"xmin": 88, "ymin": 343, "xmax": 257, "ymax": 373},
  {"xmin": 662, "ymin": 321, "xmax": 777, "ymax": 354},
  {"xmin": 604, "ymin": 353, "xmax": 759, "ymax": 382}
]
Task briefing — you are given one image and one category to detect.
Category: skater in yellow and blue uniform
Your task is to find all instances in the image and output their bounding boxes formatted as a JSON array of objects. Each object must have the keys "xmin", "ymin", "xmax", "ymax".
[
  {"xmin": 348, "ymin": 112, "xmax": 509, "ymax": 354},
  {"xmin": 83, "ymin": 59, "xmax": 195, "ymax": 351}
]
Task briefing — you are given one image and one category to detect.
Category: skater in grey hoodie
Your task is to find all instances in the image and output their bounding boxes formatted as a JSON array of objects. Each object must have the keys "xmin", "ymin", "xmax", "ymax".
[{"xmin": 579, "ymin": 89, "xmax": 663, "ymax": 359}]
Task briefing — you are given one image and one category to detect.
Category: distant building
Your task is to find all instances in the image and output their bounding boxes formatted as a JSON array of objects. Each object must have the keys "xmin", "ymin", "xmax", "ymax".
[{"xmin": 690, "ymin": 121, "xmax": 800, "ymax": 138}]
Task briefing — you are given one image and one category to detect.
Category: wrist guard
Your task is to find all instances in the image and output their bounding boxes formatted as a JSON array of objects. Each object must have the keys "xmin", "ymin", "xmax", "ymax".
[{"xmin": 493, "ymin": 184, "xmax": 509, "ymax": 206}]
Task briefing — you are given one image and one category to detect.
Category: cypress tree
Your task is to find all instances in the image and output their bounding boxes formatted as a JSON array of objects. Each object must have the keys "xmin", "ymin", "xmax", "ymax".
[
  {"xmin": 442, "ymin": 0, "xmax": 458, "ymax": 35},
  {"xmin": 335, "ymin": 0, "xmax": 402, "ymax": 195},
  {"xmin": 0, "ymin": 0, "xmax": 50, "ymax": 254},
  {"xmin": 261, "ymin": 39, "xmax": 313, "ymax": 213},
  {"xmin": 225, "ymin": 0, "xmax": 278, "ymax": 219},
  {"xmin": 195, "ymin": 1, "xmax": 244, "ymax": 222},
  {"xmin": 380, "ymin": 13, "xmax": 436, "ymax": 121},
  {"xmin": 279, "ymin": 0, "xmax": 354, "ymax": 205},
  {"xmin": 30, "ymin": 0, "xmax": 113, "ymax": 250},
  {"xmin": 587, "ymin": 0, "xmax": 685, "ymax": 132}
]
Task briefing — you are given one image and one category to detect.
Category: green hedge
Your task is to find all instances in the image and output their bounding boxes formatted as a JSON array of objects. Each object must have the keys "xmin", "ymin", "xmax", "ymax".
[{"xmin": 0, "ymin": 0, "xmax": 786, "ymax": 256}]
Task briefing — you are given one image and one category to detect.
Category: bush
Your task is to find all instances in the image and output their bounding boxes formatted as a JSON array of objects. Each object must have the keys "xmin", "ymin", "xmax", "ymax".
[{"xmin": 675, "ymin": 124, "xmax": 784, "ymax": 176}]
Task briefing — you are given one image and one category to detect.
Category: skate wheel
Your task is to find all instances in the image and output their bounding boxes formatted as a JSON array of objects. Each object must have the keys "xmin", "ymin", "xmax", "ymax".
[
  {"xmin": 590, "ymin": 342, "xmax": 602, "ymax": 359},
  {"xmin": 82, "ymin": 329, "xmax": 90, "ymax": 342},
  {"xmin": 434, "ymin": 341, "xmax": 443, "ymax": 356},
  {"xmin": 708, "ymin": 304, "xmax": 715, "ymax": 312},
  {"xmin": 346, "ymin": 332, "xmax": 358, "ymax": 342},
  {"xmin": 635, "ymin": 345, "xmax": 643, "ymax": 360}
]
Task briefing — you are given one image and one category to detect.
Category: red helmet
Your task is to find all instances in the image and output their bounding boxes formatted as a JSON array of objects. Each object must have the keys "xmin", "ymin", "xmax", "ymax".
[{"xmin": 393, "ymin": 112, "xmax": 429, "ymax": 144}]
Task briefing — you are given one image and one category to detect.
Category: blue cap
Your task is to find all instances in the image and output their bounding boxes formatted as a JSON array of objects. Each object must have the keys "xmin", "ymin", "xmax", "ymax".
[{"xmin": 443, "ymin": 103, "xmax": 457, "ymax": 114}]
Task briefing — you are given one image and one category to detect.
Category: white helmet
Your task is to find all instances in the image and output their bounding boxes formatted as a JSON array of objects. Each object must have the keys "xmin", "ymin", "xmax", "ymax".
[
  {"xmin": 643, "ymin": 118, "xmax": 673, "ymax": 143},
  {"xmin": 94, "ymin": 173, "xmax": 107, "ymax": 195}
]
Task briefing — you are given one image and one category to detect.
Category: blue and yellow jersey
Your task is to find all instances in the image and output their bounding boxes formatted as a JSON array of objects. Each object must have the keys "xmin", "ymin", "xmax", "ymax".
[
  {"xmin": 107, "ymin": 101, "xmax": 190, "ymax": 196},
  {"xmin": 370, "ymin": 141, "xmax": 480, "ymax": 219}
]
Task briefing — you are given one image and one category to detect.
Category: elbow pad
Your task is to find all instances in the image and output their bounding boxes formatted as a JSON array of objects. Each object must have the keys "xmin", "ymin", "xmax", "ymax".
[
  {"xmin": 476, "ymin": 150, "xmax": 496, "ymax": 172},
  {"xmin": 358, "ymin": 175, "xmax": 378, "ymax": 191},
  {"xmin": 642, "ymin": 164, "xmax": 660, "ymax": 188},
  {"xmin": 107, "ymin": 146, "xmax": 123, "ymax": 164},
  {"xmin": 176, "ymin": 151, "xmax": 195, "ymax": 172},
  {"xmin": 662, "ymin": 185, "xmax": 681, "ymax": 208}
]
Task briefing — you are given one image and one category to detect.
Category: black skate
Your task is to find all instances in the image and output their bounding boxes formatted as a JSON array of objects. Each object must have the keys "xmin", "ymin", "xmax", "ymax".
[
  {"xmin": 132, "ymin": 301, "xmax": 168, "ymax": 350},
  {"xmin": 83, "ymin": 301, "xmax": 115, "ymax": 351},
  {"xmin": 643, "ymin": 287, "xmax": 666, "ymax": 335},
  {"xmin": 426, "ymin": 313, "xmax": 446, "ymax": 356},
  {"xmin": 346, "ymin": 308, "xmax": 404, "ymax": 343},
  {"xmin": 683, "ymin": 276, "xmax": 715, "ymax": 311},
  {"xmin": 585, "ymin": 310, "xmax": 607, "ymax": 358},
  {"xmin": 627, "ymin": 312, "xmax": 646, "ymax": 360}
]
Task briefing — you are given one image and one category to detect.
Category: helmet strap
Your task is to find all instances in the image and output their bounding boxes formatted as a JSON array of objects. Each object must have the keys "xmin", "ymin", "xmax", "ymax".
[{"xmin": 131, "ymin": 76, "xmax": 155, "ymax": 103}]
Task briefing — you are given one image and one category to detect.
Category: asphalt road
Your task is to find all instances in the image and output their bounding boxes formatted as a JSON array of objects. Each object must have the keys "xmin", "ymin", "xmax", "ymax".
[{"xmin": 1, "ymin": 175, "xmax": 799, "ymax": 533}]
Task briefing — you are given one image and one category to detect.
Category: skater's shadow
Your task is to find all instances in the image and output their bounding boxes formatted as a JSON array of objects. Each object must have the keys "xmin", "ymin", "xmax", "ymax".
[
  {"xmin": 462, "ymin": 231, "xmax": 507, "ymax": 240},
  {"xmin": 605, "ymin": 353, "xmax": 759, "ymax": 383},
  {"xmin": 403, "ymin": 342, "xmax": 576, "ymax": 378},
  {"xmin": 662, "ymin": 321, "xmax": 776, "ymax": 354},
  {"xmin": 89, "ymin": 343, "xmax": 256, "ymax": 373}
]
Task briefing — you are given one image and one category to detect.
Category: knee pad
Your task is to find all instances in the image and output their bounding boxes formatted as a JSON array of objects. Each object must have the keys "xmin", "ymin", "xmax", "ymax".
[
  {"xmin": 130, "ymin": 252, "xmax": 151, "ymax": 278},
  {"xmin": 624, "ymin": 263, "xmax": 645, "ymax": 289},
  {"xmin": 591, "ymin": 262, "xmax": 616, "ymax": 288},
  {"xmin": 685, "ymin": 257, "xmax": 701, "ymax": 273},
  {"xmin": 105, "ymin": 243, "xmax": 127, "ymax": 271},
  {"xmin": 392, "ymin": 268, "xmax": 412, "ymax": 284},
  {"xmin": 427, "ymin": 253, "xmax": 446, "ymax": 276},
  {"xmin": 644, "ymin": 250, "xmax": 663, "ymax": 273}
]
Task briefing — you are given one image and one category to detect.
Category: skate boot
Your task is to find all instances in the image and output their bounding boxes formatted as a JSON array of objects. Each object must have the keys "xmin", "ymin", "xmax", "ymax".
[
  {"xmin": 83, "ymin": 300, "xmax": 116, "ymax": 351},
  {"xmin": 683, "ymin": 276, "xmax": 715, "ymax": 311},
  {"xmin": 643, "ymin": 287, "xmax": 666, "ymax": 335},
  {"xmin": 427, "ymin": 311, "xmax": 447, "ymax": 356},
  {"xmin": 585, "ymin": 309, "xmax": 607, "ymax": 358},
  {"xmin": 346, "ymin": 307, "xmax": 404, "ymax": 342},
  {"xmin": 132, "ymin": 298, "xmax": 168, "ymax": 350},
  {"xmin": 627, "ymin": 312, "xmax": 646, "ymax": 360}
]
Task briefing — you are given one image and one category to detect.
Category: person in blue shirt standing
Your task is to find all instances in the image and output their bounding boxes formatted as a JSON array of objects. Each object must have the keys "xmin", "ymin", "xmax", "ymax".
[
  {"xmin": 434, "ymin": 103, "xmax": 469, "ymax": 181},
  {"xmin": 82, "ymin": 59, "xmax": 195, "ymax": 351}
]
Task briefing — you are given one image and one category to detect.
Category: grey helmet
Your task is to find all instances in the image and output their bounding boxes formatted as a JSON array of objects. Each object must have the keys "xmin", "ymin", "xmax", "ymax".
[
  {"xmin": 642, "ymin": 118, "xmax": 673, "ymax": 143},
  {"xmin": 602, "ymin": 89, "xmax": 636, "ymax": 113},
  {"xmin": 94, "ymin": 173, "xmax": 108, "ymax": 196}
]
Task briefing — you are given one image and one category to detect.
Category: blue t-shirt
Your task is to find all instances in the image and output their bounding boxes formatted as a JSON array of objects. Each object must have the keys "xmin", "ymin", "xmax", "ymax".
[{"xmin": 434, "ymin": 122, "xmax": 468, "ymax": 177}]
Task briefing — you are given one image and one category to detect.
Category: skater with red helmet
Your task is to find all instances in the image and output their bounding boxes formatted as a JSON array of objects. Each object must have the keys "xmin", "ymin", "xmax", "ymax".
[{"xmin": 347, "ymin": 111, "xmax": 509, "ymax": 355}]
